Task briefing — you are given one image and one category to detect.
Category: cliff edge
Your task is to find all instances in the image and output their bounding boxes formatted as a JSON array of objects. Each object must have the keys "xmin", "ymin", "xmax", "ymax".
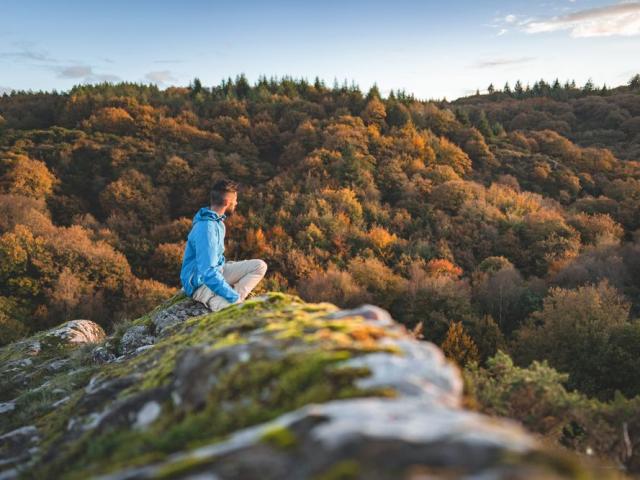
[{"xmin": 0, "ymin": 292, "xmax": 607, "ymax": 479}]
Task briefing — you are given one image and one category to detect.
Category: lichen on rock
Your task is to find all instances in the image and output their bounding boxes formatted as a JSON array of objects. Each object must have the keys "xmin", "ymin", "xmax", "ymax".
[{"xmin": 0, "ymin": 292, "xmax": 610, "ymax": 479}]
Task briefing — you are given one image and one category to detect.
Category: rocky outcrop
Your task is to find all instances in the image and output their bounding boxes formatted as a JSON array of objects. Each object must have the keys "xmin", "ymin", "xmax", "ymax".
[
  {"xmin": 0, "ymin": 319, "xmax": 106, "ymax": 478},
  {"xmin": 0, "ymin": 293, "xmax": 609, "ymax": 479}
]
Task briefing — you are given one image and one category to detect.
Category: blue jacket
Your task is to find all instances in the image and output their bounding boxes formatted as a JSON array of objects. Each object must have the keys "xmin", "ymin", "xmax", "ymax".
[{"xmin": 179, "ymin": 207, "xmax": 240, "ymax": 303}]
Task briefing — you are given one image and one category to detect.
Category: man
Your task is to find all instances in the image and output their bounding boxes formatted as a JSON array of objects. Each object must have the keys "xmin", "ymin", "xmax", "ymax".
[{"xmin": 179, "ymin": 179, "xmax": 268, "ymax": 311}]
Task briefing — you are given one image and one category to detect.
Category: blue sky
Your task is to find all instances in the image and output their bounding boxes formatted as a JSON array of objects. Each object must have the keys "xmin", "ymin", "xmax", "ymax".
[{"xmin": 1, "ymin": 0, "xmax": 639, "ymax": 100}]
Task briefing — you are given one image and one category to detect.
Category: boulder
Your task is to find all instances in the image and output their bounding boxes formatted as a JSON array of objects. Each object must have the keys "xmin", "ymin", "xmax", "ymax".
[{"xmin": 0, "ymin": 293, "xmax": 609, "ymax": 479}]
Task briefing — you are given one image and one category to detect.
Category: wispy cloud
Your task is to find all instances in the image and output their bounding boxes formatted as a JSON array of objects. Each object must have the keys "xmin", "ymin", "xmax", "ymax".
[
  {"xmin": 0, "ymin": 41, "xmax": 58, "ymax": 63},
  {"xmin": 472, "ymin": 56, "xmax": 537, "ymax": 68},
  {"xmin": 523, "ymin": 2, "xmax": 640, "ymax": 37},
  {"xmin": 57, "ymin": 65, "xmax": 92, "ymax": 78},
  {"xmin": 0, "ymin": 41, "xmax": 120, "ymax": 84},
  {"xmin": 145, "ymin": 70, "xmax": 178, "ymax": 84},
  {"xmin": 55, "ymin": 64, "xmax": 120, "ymax": 82}
]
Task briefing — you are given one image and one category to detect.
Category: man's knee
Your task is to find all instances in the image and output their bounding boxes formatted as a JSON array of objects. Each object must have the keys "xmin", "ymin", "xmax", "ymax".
[{"xmin": 255, "ymin": 259, "xmax": 268, "ymax": 276}]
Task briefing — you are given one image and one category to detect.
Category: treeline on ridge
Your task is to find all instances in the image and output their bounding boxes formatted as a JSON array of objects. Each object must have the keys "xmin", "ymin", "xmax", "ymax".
[{"xmin": 1, "ymin": 74, "xmax": 640, "ymax": 410}]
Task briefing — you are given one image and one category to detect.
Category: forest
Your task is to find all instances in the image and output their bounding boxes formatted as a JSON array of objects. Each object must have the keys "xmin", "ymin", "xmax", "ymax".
[{"xmin": 1, "ymin": 73, "xmax": 640, "ymax": 470}]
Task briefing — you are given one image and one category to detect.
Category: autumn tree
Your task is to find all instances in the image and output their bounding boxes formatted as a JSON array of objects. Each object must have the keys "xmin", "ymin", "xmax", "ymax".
[
  {"xmin": 0, "ymin": 154, "xmax": 56, "ymax": 199},
  {"xmin": 441, "ymin": 321, "xmax": 480, "ymax": 366},
  {"xmin": 361, "ymin": 97, "xmax": 387, "ymax": 130}
]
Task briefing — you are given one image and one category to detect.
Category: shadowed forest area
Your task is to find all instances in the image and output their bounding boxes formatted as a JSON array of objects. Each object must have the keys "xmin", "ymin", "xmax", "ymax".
[{"xmin": 1, "ymin": 74, "xmax": 640, "ymax": 470}]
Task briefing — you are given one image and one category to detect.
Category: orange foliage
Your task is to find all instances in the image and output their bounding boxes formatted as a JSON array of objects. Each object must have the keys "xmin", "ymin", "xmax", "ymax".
[
  {"xmin": 0, "ymin": 154, "xmax": 56, "ymax": 199},
  {"xmin": 425, "ymin": 259, "xmax": 463, "ymax": 278}
]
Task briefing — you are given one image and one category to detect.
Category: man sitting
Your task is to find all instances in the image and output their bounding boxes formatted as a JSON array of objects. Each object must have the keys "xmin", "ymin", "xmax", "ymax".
[{"xmin": 179, "ymin": 179, "xmax": 267, "ymax": 311}]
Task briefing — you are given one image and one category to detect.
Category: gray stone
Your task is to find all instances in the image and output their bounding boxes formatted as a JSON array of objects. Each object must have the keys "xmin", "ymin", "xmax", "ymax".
[
  {"xmin": 339, "ymin": 338, "xmax": 462, "ymax": 406},
  {"xmin": 52, "ymin": 396, "xmax": 70, "ymax": 408},
  {"xmin": 119, "ymin": 325, "xmax": 155, "ymax": 355},
  {"xmin": 43, "ymin": 358, "xmax": 71, "ymax": 373},
  {"xmin": 152, "ymin": 299, "xmax": 209, "ymax": 336},
  {"xmin": 134, "ymin": 401, "xmax": 162, "ymax": 430},
  {"xmin": 46, "ymin": 319, "xmax": 106, "ymax": 345},
  {"xmin": 92, "ymin": 345, "xmax": 117, "ymax": 364},
  {"xmin": 325, "ymin": 304, "xmax": 395, "ymax": 327},
  {"xmin": 0, "ymin": 426, "xmax": 39, "ymax": 473},
  {"xmin": 2, "ymin": 358, "xmax": 32, "ymax": 371}
]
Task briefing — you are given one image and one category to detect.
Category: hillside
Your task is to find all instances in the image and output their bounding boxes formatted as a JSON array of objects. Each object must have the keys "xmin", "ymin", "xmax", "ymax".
[
  {"xmin": 0, "ymin": 292, "xmax": 612, "ymax": 479},
  {"xmin": 1, "ymin": 76, "xmax": 640, "ymax": 475}
]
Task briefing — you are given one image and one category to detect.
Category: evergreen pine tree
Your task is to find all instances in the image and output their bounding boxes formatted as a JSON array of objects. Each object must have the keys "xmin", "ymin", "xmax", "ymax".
[
  {"xmin": 455, "ymin": 107, "xmax": 471, "ymax": 126},
  {"xmin": 514, "ymin": 80, "xmax": 524, "ymax": 97},
  {"xmin": 366, "ymin": 83, "xmax": 382, "ymax": 101},
  {"xmin": 476, "ymin": 110, "xmax": 493, "ymax": 138},
  {"xmin": 234, "ymin": 73, "xmax": 251, "ymax": 99},
  {"xmin": 583, "ymin": 78, "xmax": 595, "ymax": 93},
  {"xmin": 190, "ymin": 77, "xmax": 203, "ymax": 96}
]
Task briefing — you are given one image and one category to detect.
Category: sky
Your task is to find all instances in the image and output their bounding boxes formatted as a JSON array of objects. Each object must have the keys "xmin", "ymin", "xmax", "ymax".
[{"xmin": 1, "ymin": 0, "xmax": 639, "ymax": 101}]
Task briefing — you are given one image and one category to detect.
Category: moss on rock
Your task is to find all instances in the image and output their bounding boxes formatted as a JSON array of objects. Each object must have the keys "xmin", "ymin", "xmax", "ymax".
[
  {"xmin": 15, "ymin": 293, "xmax": 396, "ymax": 478},
  {"xmin": 0, "ymin": 292, "xmax": 613, "ymax": 479}
]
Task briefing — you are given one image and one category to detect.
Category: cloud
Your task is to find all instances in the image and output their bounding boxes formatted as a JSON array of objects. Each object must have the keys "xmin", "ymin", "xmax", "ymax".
[
  {"xmin": 0, "ymin": 42, "xmax": 58, "ymax": 63},
  {"xmin": 523, "ymin": 2, "xmax": 640, "ymax": 37},
  {"xmin": 472, "ymin": 56, "xmax": 537, "ymax": 68},
  {"xmin": 145, "ymin": 70, "xmax": 178, "ymax": 84},
  {"xmin": 54, "ymin": 64, "xmax": 121, "ymax": 83},
  {"xmin": 0, "ymin": 41, "xmax": 120, "ymax": 85},
  {"xmin": 497, "ymin": 28, "xmax": 508, "ymax": 36},
  {"xmin": 57, "ymin": 65, "xmax": 93, "ymax": 78}
]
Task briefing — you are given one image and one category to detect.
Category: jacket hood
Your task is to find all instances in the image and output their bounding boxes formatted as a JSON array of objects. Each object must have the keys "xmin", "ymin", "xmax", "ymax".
[{"xmin": 192, "ymin": 207, "xmax": 226, "ymax": 225}]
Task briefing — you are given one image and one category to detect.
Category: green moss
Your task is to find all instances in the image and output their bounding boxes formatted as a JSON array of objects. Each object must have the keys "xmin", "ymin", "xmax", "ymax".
[
  {"xmin": 209, "ymin": 331, "xmax": 247, "ymax": 349},
  {"xmin": 154, "ymin": 455, "xmax": 215, "ymax": 479},
  {"xmin": 314, "ymin": 460, "xmax": 361, "ymax": 480},
  {"xmin": 260, "ymin": 425, "xmax": 297, "ymax": 449},
  {"xmin": 41, "ymin": 352, "xmax": 378, "ymax": 478},
  {"xmin": 23, "ymin": 293, "xmax": 403, "ymax": 479}
]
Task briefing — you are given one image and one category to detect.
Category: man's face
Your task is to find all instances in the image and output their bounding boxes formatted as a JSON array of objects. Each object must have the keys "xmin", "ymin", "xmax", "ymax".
[{"xmin": 224, "ymin": 192, "xmax": 238, "ymax": 216}]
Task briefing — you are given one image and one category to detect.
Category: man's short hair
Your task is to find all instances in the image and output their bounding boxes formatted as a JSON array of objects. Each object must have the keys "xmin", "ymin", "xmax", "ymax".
[{"xmin": 210, "ymin": 178, "xmax": 239, "ymax": 206}]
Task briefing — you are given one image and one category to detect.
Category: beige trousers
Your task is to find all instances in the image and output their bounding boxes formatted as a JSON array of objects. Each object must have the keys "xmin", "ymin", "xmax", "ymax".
[{"xmin": 192, "ymin": 259, "xmax": 268, "ymax": 312}]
